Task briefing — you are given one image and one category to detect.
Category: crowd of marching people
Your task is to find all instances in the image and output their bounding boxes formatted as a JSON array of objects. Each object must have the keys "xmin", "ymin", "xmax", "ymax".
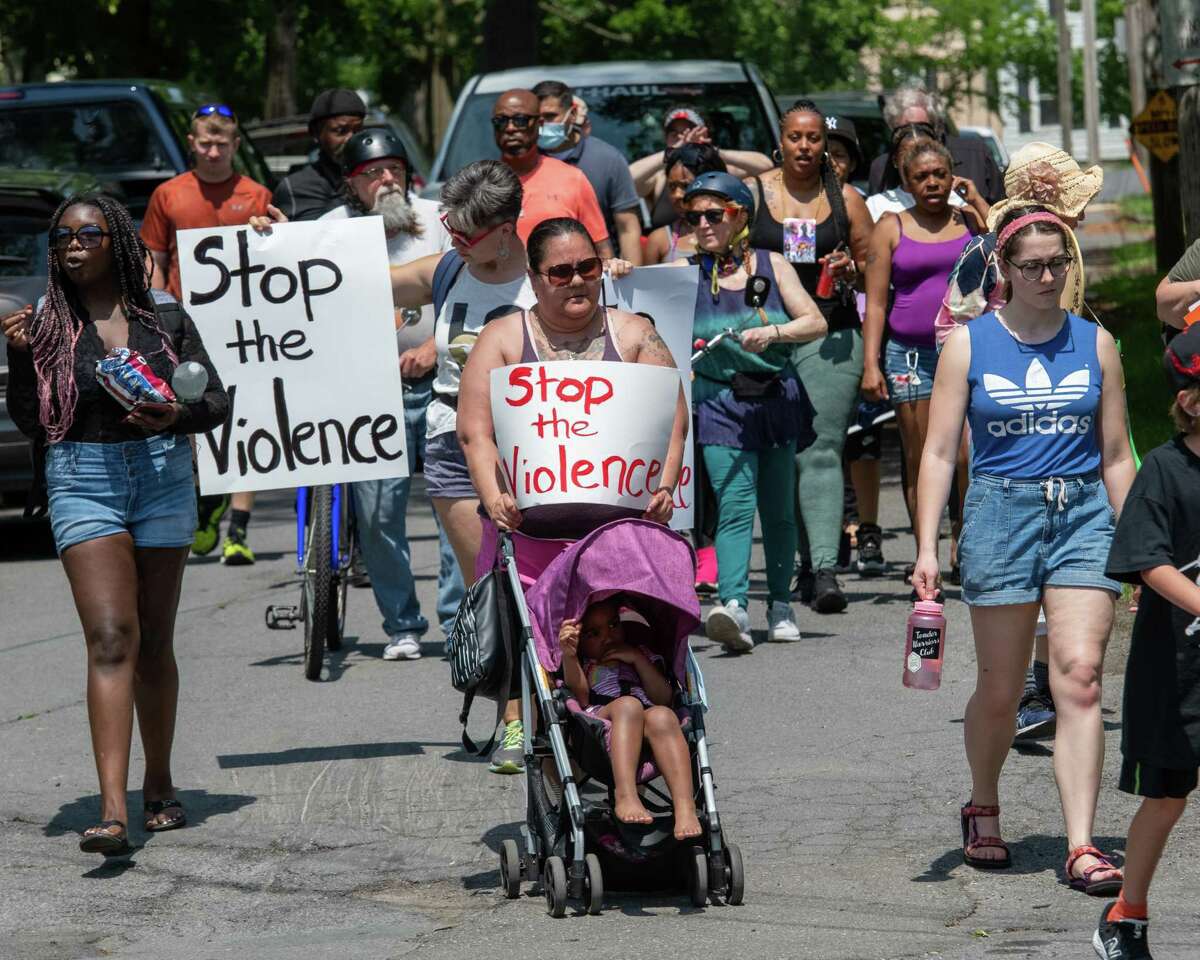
[{"xmin": 4, "ymin": 77, "xmax": 1200, "ymax": 956}]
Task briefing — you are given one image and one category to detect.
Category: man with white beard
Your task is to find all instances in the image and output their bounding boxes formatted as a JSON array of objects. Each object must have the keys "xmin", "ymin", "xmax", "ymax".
[{"xmin": 319, "ymin": 127, "xmax": 465, "ymax": 661}]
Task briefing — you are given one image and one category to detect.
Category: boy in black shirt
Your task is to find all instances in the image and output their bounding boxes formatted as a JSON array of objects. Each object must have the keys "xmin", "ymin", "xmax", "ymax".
[{"xmin": 1094, "ymin": 323, "xmax": 1200, "ymax": 959}]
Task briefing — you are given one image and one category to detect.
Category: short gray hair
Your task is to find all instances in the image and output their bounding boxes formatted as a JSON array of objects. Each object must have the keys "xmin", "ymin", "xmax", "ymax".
[
  {"xmin": 883, "ymin": 85, "xmax": 946, "ymax": 133},
  {"xmin": 439, "ymin": 160, "xmax": 523, "ymax": 234}
]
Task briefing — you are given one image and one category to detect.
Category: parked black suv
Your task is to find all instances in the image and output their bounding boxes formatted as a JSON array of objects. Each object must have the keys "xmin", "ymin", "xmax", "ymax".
[{"xmin": 0, "ymin": 80, "xmax": 274, "ymax": 219}]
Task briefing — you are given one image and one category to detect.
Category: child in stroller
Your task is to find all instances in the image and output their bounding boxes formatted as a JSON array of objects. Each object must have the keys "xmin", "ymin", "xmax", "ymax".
[{"xmin": 559, "ymin": 597, "xmax": 703, "ymax": 841}]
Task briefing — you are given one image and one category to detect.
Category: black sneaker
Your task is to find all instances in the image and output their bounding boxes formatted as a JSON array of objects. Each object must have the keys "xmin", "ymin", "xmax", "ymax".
[
  {"xmin": 856, "ymin": 523, "xmax": 885, "ymax": 576},
  {"xmin": 1093, "ymin": 902, "xmax": 1152, "ymax": 958},
  {"xmin": 791, "ymin": 566, "xmax": 815, "ymax": 604},
  {"xmin": 835, "ymin": 530, "xmax": 853, "ymax": 573},
  {"xmin": 812, "ymin": 568, "xmax": 847, "ymax": 613}
]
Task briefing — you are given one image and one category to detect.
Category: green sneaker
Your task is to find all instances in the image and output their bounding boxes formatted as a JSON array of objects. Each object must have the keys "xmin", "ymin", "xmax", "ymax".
[
  {"xmin": 221, "ymin": 528, "xmax": 255, "ymax": 566},
  {"xmin": 489, "ymin": 720, "xmax": 524, "ymax": 775},
  {"xmin": 192, "ymin": 494, "xmax": 229, "ymax": 556}
]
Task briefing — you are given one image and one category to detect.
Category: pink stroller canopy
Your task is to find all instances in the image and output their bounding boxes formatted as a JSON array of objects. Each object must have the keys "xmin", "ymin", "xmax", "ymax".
[{"xmin": 523, "ymin": 518, "xmax": 700, "ymax": 683}]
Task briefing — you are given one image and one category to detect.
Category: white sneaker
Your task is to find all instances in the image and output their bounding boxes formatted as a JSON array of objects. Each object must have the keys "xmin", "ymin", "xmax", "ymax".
[
  {"xmin": 705, "ymin": 600, "xmax": 753, "ymax": 652},
  {"xmin": 382, "ymin": 632, "xmax": 421, "ymax": 660},
  {"xmin": 767, "ymin": 601, "xmax": 801, "ymax": 642}
]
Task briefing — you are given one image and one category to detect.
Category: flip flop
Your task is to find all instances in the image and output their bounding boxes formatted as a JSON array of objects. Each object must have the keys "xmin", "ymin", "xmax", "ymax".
[
  {"xmin": 79, "ymin": 819, "xmax": 131, "ymax": 856},
  {"xmin": 144, "ymin": 798, "xmax": 187, "ymax": 833}
]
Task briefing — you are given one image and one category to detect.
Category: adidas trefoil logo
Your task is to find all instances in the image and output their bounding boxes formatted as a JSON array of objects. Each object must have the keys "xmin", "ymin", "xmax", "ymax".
[{"xmin": 983, "ymin": 359, "xmax": 1093, "ymax": 437}]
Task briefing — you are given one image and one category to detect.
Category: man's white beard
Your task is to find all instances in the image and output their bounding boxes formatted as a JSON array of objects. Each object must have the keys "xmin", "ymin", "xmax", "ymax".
[{"xmin": 373, "ymin": 186, "xmax": 420, "ymax": 236}]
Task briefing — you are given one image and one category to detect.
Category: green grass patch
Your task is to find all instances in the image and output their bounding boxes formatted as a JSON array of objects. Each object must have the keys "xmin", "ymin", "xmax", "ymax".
[
  {"xmin": 1108, "ymin": 239, "xmax": 1155, "ymax": 275},
  {"xmin": 1089, "ymin": 268, "xmax": 1174, "ymax": 458},
  {"xmin": 1118, "ymin": 193, "xmax": 1154, "ymax": 223}
]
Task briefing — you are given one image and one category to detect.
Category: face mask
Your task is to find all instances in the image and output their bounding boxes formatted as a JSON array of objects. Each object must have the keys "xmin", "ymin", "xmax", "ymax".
[{"xmin": 538, "ymin": 122, "xmax": 572, "ymax": 151}]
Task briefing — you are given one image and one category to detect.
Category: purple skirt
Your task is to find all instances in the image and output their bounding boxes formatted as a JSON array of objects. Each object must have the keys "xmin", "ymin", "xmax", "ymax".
[{"xmin": 693, "ymin": 372, "xmax": 816, "ymax": 452}]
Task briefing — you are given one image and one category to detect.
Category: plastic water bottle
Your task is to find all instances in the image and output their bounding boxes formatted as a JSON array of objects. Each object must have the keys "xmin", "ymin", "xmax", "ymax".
[
  {"xmin": 902, "ymin": 600, "xmax": 946, "ymax": 690},
  {"xmin": 171, "ymin": 361, "xmax": 209, "ymax": 402}
]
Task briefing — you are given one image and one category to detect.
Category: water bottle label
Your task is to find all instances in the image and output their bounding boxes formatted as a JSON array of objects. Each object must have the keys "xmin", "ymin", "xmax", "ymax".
[
  {"xmin": 906, "ymin": 651, "xmax": 921, "ymax": 673},
  {"xmin": 912, "ymin": 626, "xmax": 941, "ymax": 660}
]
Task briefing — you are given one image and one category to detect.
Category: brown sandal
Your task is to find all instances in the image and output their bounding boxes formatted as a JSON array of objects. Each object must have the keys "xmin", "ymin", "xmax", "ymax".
[
  {"xmin": 1066, "ymin": 844, "xmax": 1123, "ymax": 896},
  {"xmin": 960, "ymin": 802, "xmax": 1011, "ymax": 870}
]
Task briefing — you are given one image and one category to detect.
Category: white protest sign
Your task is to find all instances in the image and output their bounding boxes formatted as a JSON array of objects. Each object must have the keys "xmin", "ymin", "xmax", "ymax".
[
  {"xmin": 177, "ymin": 217, "xmax": 407, "ymax": 494},
  {"xmin": 603, "ymin": 264, "xmax": 698, "ymax": 529},
  {"xmin": 491, "ymin": 361, "xmax": 682, "ymax": 515}
]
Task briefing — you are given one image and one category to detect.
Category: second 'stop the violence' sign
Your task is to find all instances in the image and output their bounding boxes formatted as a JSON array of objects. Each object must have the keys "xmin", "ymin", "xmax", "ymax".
[
  {"xmin": 491, "ymin": 360, "xmax": 682, "ymax": 514},
  {"xmin": 177, "ymin": 218, "xmax": 407, "ymax": 494}
]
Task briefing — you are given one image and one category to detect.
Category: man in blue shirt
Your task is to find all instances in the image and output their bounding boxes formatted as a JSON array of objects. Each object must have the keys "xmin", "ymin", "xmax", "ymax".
[{"xmin": 533, "ymin": 80, "xmax": 643, "ymax": 264}]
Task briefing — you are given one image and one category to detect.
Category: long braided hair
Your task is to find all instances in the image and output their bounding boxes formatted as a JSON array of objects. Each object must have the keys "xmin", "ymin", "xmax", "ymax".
[
  {"xmin": 780, "ymin": 99, "xmax": 851, "ymax": 249},
  {"xmin": 32, "ymin": 193, "xmax": 177, "ymax": 443}
]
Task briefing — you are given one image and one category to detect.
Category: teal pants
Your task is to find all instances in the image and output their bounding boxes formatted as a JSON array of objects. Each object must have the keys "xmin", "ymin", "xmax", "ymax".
[
  {"xmin": 792, "ymin": 328, "xmax": 864, "ymax": 571},
  {"xmin": 703, "ymin": 443, "xmax": 797, "ymax": 607}
]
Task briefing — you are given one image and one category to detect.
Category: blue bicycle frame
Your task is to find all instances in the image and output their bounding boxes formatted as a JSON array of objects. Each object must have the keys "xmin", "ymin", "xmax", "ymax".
[{"xmin": 294, "ymin": 484, "xmax": 352, "ymax": 571}]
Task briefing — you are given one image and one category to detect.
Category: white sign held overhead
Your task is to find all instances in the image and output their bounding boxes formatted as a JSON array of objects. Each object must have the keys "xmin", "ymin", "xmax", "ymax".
[
  {"xmin": 491, "ymin": 361, "xmax": 686, "ymax": 520},
  {"xmin": 177, "ymin": 218, "xmax": 408, "ymax": 494}
]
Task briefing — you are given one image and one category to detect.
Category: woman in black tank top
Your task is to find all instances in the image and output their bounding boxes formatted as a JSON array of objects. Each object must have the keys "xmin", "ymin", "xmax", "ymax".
[{"xmin": 744, "ymin": 100, "xmax": 874, "ymax": 614}]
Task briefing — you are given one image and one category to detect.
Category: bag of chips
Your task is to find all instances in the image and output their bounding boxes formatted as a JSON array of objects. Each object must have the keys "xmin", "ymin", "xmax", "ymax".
[{"xmin": 95, "ymin": 348, "xmax": 176, "ymax": 410}]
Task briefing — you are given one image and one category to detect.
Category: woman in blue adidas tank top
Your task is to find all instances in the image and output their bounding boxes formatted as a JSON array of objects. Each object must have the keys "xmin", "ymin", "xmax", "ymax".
[{"xmin": 912, "ymin": 211, "xmax": 1136, "ymax": 892}]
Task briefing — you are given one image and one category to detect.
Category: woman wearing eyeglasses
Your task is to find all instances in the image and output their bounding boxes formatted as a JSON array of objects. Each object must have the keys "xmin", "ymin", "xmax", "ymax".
[
  {"xmin": 671, "ymin": 172, "xmax": 827, "ymax": 652},
  {"xmin": 912, "ymin": 209, "xmax": 1134, "ymax": 891},
  {"xmin": 2, "ymin": 194, "xmax": 227, "ymax": 855},
  {"xmin": 454, "ymin": 214, "xmax": 685, "ymax": 773}
]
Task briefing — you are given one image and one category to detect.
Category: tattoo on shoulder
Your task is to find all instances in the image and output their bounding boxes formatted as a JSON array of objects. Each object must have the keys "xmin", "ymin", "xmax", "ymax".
[{"xmin": 639, "ymin": 325, "xmax": 676, "ymax": 364}]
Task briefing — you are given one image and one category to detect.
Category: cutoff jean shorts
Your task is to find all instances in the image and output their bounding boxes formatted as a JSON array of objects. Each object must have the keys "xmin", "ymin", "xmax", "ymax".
[
  {"xmin": 957, "ymin": 471, "xmax": 1121, "ymax": 606},
  {"xmin": 884, "ymin": 338, "xmax": 938, "ymax": 404},
  {"xmin": 45, "ymin": 434, "xmax": 197, "ymax": 555}
]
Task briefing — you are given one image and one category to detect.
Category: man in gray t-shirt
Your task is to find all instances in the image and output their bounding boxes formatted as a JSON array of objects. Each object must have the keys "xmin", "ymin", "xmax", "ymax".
[
  {"xmin": 1157, "ymin": 238, "xmax": 1200, "ymax": 329},
  {"xmin": 534, "ymin": 79, "xmax": 643, "ymax": 264}
]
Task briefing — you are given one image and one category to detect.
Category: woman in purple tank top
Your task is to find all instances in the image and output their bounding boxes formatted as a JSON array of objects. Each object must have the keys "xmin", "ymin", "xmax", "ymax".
[{"xmin": 862, "ymin": 139, "xmax": 973, "ymax": 565}]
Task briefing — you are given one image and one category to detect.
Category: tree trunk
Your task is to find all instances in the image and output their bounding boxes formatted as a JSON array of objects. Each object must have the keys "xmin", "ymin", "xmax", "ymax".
[
  {"xmin": 264, "ymin": 0, "xmax": 299, "ymax": 120},
  {"xmin": 1179, "ymin": 85, "xmax": 1200, "ymax": 246},
  {"xmin": 1081, "ymin": 0, "xmax": 1102, "ymax": 164},
  {"xmin": 480, "ymin": 0, "xmax": 540, "ymax": 72},
  {"xmin": 1056, "ymin": 0, "xmax": 1075, "ymax": 155}
]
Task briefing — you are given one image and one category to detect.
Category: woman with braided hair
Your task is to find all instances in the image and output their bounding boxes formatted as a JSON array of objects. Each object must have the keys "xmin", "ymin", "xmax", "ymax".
[
  {"xmin": 746, "ymin": 99, "xmax": 874, "ymax": 614},
  {"xmin": 2, "ymin": 194, "xmax": 227, "ymax": 856}
]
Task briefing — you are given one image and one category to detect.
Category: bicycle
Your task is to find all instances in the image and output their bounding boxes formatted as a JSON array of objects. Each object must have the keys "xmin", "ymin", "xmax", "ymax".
[{"xmin": 265, "ymin": 484, "xmax": 356, "ymax": 681}]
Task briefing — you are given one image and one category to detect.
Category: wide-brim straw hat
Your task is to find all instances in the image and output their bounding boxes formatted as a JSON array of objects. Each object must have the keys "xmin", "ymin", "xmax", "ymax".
[{"xmin": 986, "ymin": 142, "xmax": 1104, "ymax": 231}]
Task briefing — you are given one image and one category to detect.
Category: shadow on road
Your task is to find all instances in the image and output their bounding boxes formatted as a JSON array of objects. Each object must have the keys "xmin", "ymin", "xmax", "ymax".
[
  {"xmin": 0, "ymin": 513, "xmax": 55, "ymax": 561},
  {"xmin": 216, "ymin": 740, "xmax": 458, "ymax": 768},
  {"xmin": 45, "ymin": 788, "xmax": 256, "ymax": 837}
]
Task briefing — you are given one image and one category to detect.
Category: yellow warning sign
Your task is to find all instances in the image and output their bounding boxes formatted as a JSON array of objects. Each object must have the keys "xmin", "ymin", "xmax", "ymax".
[{"xmin": 1131, "ymin": 90, "xmax": 1180, "ymax": 163}]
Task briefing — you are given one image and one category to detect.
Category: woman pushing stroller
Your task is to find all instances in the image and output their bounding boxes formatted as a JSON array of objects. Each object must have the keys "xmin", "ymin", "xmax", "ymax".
[{"xmin": 559, "ymin": 598, "xmax": 703, "ymax": 841}]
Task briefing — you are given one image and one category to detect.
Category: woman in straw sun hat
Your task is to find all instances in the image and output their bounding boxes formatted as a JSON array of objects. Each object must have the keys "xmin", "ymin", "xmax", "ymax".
[{"xmin": 933, "ymin": 142, "xmax": 1105, "ymax": 750}]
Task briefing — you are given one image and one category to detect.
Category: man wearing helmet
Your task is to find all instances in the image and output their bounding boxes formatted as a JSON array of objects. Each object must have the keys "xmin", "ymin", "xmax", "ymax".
[{"xmin": 317, "ymin": 128, "xmax": 466, "ymax": 661}]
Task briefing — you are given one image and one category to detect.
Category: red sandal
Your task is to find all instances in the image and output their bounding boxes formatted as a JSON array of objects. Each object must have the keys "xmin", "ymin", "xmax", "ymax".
[
  {"xmin": 1065, "ymin": 844, "xmax": 1123, "ymax": 896},
  {"xmin": 960, "ymin": 802, "xmax": 1011, "ymax": 870}
]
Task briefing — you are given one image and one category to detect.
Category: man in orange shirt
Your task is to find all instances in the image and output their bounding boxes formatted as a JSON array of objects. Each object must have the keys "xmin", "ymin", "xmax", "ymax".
[
  {"xmin": 491, "ymin": 89, "xmax": 612, "ymax": 256},
  {"xmin": 141, "ymin": 103, "xmax": 272, "ymax": 566}
]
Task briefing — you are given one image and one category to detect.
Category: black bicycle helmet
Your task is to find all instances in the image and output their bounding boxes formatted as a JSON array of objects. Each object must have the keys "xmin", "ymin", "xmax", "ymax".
[{"xmin": 341, "ymin": 127, "xmax": 411, "ymax": 193}]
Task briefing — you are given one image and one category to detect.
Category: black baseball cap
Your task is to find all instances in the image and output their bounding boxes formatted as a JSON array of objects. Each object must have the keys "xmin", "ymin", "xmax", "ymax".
[
  {"xmin": 308, "ymin": 88, "xmax": 367, "ymax": 132},
  {"xmin": 1164, "ymin": 323, "xmax": 1200, "ymax": 390}
]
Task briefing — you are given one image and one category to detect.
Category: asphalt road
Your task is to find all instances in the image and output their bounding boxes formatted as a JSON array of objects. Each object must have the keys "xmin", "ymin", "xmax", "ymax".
[{"xmin": 1, "ymin": 456, "xmax": 1197, "ymax": 960}]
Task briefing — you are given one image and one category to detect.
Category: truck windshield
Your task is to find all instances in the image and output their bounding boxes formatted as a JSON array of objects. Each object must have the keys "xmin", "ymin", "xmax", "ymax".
[
  {"xmin": 0, "ymin": 102, "xmax": 171, "ymax": 175},
  {"xmin": 438, "ymin": 82, "xmax": 775, "ymax": 180}
]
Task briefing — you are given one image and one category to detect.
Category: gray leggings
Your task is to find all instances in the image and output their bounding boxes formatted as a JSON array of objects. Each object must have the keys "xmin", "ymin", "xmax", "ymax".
[{"xmin": 792, "ymin": 328, "xmax": 864, "ymax": 571}]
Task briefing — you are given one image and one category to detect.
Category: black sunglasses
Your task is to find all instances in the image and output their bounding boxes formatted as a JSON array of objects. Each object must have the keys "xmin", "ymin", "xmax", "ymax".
[
  {"xmin": 1006, "ymin": 256, "xmax": 1074, "ymax": 282},
  {"xmin": 194, "ymin": 103, "xmax": 237, "ymax": 122},
  {"xmin": 491, "ymin": 114, "xmax": 536, "ymax": 130},
  {"xmin": 539, "ymin": 257, "xmax": 603, "ymax": 286},
  {"xmin": 684, "ymin": 209, "xmax": 730, "ymax": 227},
  {"xmin": 50, "ymin": 225, "xmax": 110, "ymax": 250}
]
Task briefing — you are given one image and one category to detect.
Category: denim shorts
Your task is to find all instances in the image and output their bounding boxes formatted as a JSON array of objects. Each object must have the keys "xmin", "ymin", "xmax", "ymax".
[
  {"xmin": 45, "ymin": 434, "xmax": 197, "ymax": 555},
  {"xmin": 423, "ymin": 430, "xmax": 476, "ymax": 499},
  {"xmin": 958, "ymin": 471, "xmax": 1121, "ymax": 606},
  {"xmin": 884, "ymin": 338, "xmax": 938, "ymax": 404}
]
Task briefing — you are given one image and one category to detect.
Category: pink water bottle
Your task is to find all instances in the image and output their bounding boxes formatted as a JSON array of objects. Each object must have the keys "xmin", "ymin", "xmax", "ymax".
[{"xmin": 903, "ymin": 600, "xmax": 946, "ymax": 690}]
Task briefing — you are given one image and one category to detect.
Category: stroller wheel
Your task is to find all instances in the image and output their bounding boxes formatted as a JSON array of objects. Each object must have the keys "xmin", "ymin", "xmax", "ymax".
[
  {"xmin": 723, "ymin": 842, "xmax": 745, "ymax": 906},
  {"xmin": 688, "ymin": 846, "xmax": 708, "ymax": 907},
  {"xmin": 583, "ymin": 853, "xmax": 603, "ymax": 915},
  {"xmin": 544, "ymin": 856, "xmax": 568, "ymax": 918},
  {"xmin": 499, "ymin": 839, "xmax": 522, "ymax": 899}
]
